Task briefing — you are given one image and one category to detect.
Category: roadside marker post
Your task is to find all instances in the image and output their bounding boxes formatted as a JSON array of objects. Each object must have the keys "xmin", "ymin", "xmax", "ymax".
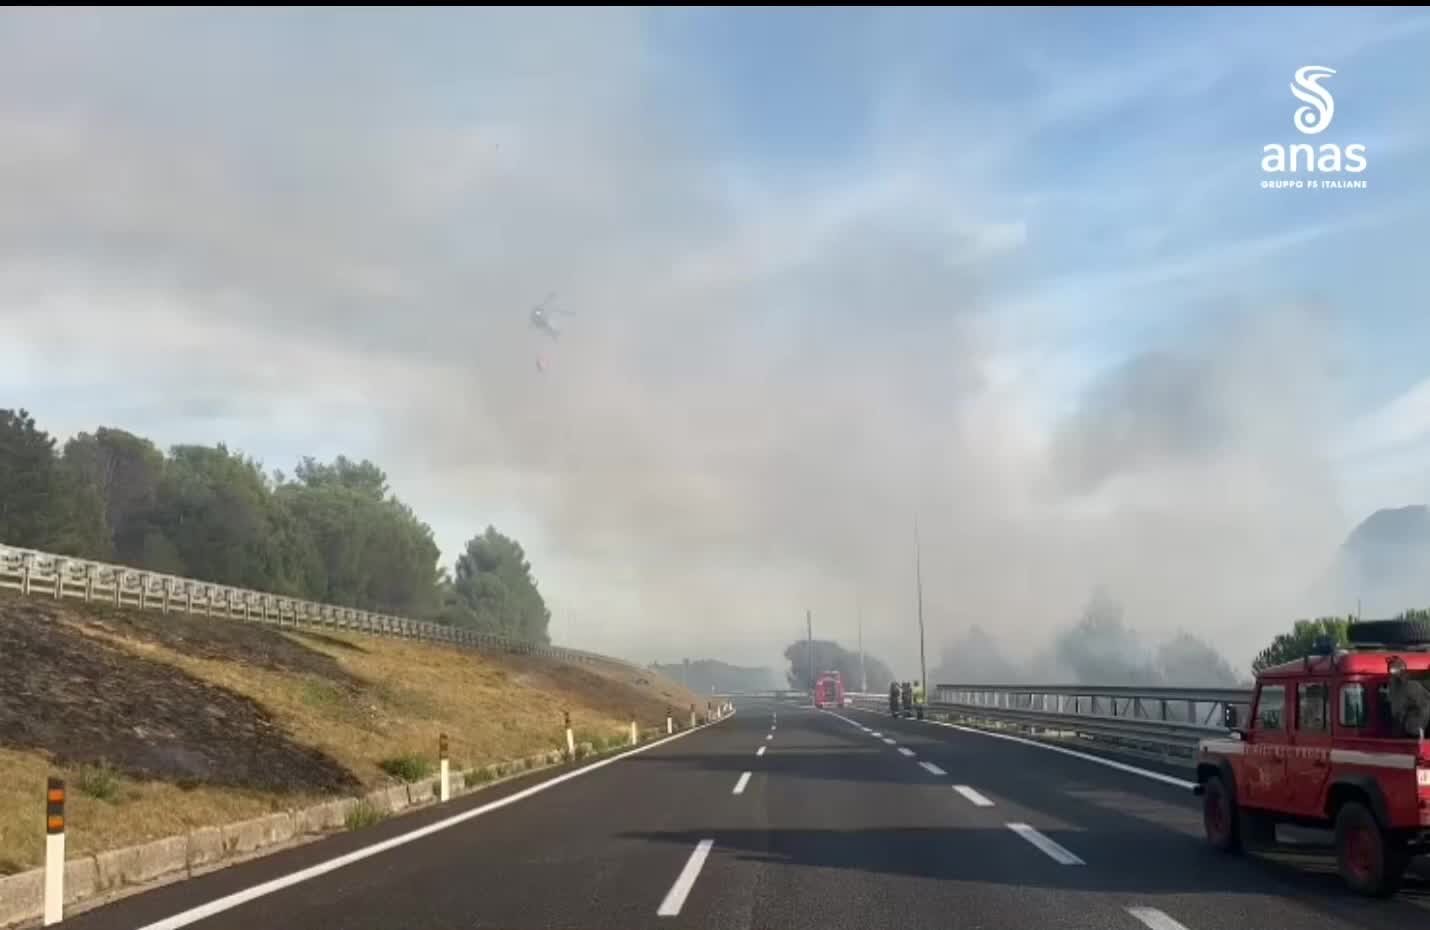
[
  {"xmin": 690, "ymin": 704, "xmax": 696, "ymax": 729},
  {"xmin": 667, "ymin": 707, "xmax": 673, "ymax": 735},
  {"xmin": 564, "ymin": 710, "xmax": 575, "ymax": 759},
  {"xmin": 438, "ymin": 734, "xmax": 450, "ymax": 803},
  {"xmin": 44, "ymin": 777, "xmax": 64, "ymax": 926},
  {"xmin": 630, "ymin": 716, "xmax": 638, "ymax": 746}
]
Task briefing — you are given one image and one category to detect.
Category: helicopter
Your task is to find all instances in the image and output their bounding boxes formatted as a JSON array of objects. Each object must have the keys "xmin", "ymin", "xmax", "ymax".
[{"xmin": 529, "ymin": 292, "xmax": 573, "ymax": 342}]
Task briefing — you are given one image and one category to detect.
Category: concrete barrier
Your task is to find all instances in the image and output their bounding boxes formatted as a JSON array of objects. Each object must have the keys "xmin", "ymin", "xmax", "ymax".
[
  {"xmin": 187, "ymin": 826, "xmax": 225, "ymax": 871},
  {"xmin": 0, "ymin": 871, "xmax": 41, "ymax": 928},
  {"xmin": 221, "ymin": 812, "xmax": 294, "ymax": 858},
  {"xmin": 406, "ymin": 777, "xmax": 439, "ymax": 806},
  {"xmin": 94, "ymin": 834, "xmax": 188, "ymax": 891},
  {"xmin": 296, "ymin": 799, "xmax": 355, "ymax": 835},
  {"xmin": 361, "ymin": 785, "xmax": 410, "ymax": 815},
  {"xmin": 64, "ymin": 856, "xmax": 99, "ymax": 906}
]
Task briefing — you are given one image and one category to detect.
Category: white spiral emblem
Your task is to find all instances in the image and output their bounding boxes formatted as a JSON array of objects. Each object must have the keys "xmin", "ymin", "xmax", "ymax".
[{"xmin": 1290, "ymin": 65, "xmax": 1337, "ymax": 135}]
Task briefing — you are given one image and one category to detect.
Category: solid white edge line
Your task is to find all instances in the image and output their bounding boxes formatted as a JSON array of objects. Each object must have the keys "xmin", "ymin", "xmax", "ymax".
[
  {"xmin": 657, "ymin": 838, "xmax": 715, "ymax": 917},
  {"xmin": 953, "ymin": 785, "xmax": 994, "ymax": 807},
  {"xmin": 1127, "ymin": 907, "xmax": 1193, "ymax": 930},
  {"xmin": 897, "ymin": 747, "xmax": 916, "ymax": 757},
  {"xmin": 756, "ymin": 745, "xmax": 767, "ymax": 757},
  {"xmin": 844, "ymin": 705, "xmax": 1196, "ymax": 790},
  {"xmin": 919, "ymin": 761, "xmax": 946, "ymax": 776},
  {"xmin": 1007, "ymin": 822, "xmax": 1084, "ymax": 865},
  {"xmin": 732, "ymin": 772, "xmax": 752, "ymax": 795},
  {"xmin": 134, "ymin": 713, "xmax": 736, "ymax": 930}
]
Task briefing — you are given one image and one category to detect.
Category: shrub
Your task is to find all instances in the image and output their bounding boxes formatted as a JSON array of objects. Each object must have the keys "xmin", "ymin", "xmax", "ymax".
[
  {"xmin": 345, "ymin": 800, "xmax": 386, "ymax": 831},
  {"xmin": 378, "ymin": 754, "xmax": 431, "ymax": 782},
  {"xmin": 77, "ymin": 762, "xmax": 124, "ymax": 802}
]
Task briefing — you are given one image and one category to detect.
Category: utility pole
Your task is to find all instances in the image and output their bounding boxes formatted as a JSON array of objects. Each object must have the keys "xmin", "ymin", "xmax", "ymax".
[
  {"xmin": 857, "ymin": 594, "xmax": 867, "ymax": 693},
  {"xmin": 915, "ymin": 518, "xmax": 927, "ymax": 699},
  {"xmin": 806, "ymin": 608, "xmax": 815, "ymax": 696}
]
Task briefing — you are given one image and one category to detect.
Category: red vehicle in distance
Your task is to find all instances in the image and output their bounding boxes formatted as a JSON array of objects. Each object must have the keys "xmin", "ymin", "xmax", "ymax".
[{"xmin": 814, "ymin": 671, "xmax": 845, "ymax": 709}]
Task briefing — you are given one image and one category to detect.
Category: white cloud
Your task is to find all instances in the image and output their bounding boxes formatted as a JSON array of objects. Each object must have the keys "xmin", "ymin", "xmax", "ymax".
[{"xmin": 1338, "ymin": 376, "xmax": 1430, "ymax": 460}]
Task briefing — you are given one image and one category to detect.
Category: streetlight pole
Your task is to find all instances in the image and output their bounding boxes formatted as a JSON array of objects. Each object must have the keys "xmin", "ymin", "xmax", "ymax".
[
  {"xmin": 915, "ymin": 518, "xmax": 927, "ymax": 700},
  {"xmin": 806, "ymin": 609, "xmax": 815, "ymax": 698},
  {"xmin": 857, "ymin": 593, "xmax": 866, "ymax": 693}
]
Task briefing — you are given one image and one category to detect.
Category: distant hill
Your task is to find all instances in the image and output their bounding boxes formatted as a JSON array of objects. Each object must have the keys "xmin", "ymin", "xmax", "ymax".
[
  {"xmin": 1319, "ymin": 505, "xmax": 1430, "ymax": 618},
  {"xmin": 649, "ymin": 659, "xmax": 780, "ymax": 695}
]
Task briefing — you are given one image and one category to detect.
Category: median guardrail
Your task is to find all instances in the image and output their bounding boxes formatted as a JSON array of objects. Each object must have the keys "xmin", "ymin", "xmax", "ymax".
[
  {"xmin": 848, "ymin": 682, "xmax": 1253, "ymax": 767},
  {"xmin": 0, "ymin": 542, "xmax": 643, "ymax": 673},
  {"xmin": 712, "ymin": 690, "xmax": 811, "ymax": 702}
]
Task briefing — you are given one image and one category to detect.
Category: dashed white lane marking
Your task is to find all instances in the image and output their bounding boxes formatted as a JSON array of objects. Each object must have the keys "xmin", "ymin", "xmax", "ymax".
[
  {"xmin": 657, "ymin": 839, "xmax": 715, "ymax": 916},
  {"xmin": 870, "ymin": 732, "xmax": 883, "ymax": 738},
  {"xmin": 919, "ymin": 761, "xmax": 946, "ymax": 776},
  {"xmin": 732, "ymin": 772, "xmax": 752, "ymax": 795},
  {"xmin": 1126, "ymin": 907, "xmax": 1193, "ymax": 930},
  {"xmin": 897, "ymin": 747, "xmax": 916, "ymax": 757},
  {"xmin": 765, "ymin": 733, "xmax": 773, "ymax": 741},
  {"xmin": 1007, "ymin": 823, "xmax": 1084, "ymax": 865},
  {"xmin": 882, "ymin": 738, "xmax": 897, "ymax": 745},
  {"xmin": 841, "ymin": 705, "xmax": 1196, "ymax": 791},
  {"xmin": 756, "ymin": 745, "xmax": 767, "ymax": 757},
  {"xmin": 953, "ymin": 785, "xmax": 994, "ymax": 807}
]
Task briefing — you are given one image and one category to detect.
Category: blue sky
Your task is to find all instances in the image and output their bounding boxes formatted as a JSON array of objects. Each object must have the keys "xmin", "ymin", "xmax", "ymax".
[{"xmin": 1, "ymin": 9, "xmax": 1427, "ymax": 671}]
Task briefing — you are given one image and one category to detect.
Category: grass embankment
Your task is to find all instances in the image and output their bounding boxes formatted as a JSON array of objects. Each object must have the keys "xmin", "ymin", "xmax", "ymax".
[{"xmin": 0, "ymin": 589, "xmax": 702, "ymax": 872}]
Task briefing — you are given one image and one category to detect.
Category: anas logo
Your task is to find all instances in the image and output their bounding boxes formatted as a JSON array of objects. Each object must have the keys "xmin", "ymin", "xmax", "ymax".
[
  {"xmin": 1262, "ymin": 65, "xmax": 1367, "ymax": 189},
  {"xmin": 1290, "ymin": 65, "xmax": 1337, "ymax": 135}
]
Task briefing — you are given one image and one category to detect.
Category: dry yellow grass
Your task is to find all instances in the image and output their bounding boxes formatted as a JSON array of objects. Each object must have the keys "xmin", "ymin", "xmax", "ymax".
[
  {"xmin": 0, "ymin": 594, "xmax": 701, "ymax": 873},
  {"xmin": 123, "ymin": 629, "xmax": 690, "ymax": 779},
  {"xmin": 0, "ymin": 749, "xmax": 304, "ymax": 874}
]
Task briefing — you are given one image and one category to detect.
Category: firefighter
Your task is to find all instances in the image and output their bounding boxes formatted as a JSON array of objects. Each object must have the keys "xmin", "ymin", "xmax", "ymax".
[
  {"xmin": 1388, "ymin": 656, "xmax": 1430, "ymax": 737},
  {"xmin": 901, "ymin": 681, "xmax": 914, "ymax": 718},
  {"xmin": 889, "ymin": 680, "xmax": 900, "ymax": 717},
  {"xmin": 913, "ymin": 681, "xmax": 926, "ymax": 720}
]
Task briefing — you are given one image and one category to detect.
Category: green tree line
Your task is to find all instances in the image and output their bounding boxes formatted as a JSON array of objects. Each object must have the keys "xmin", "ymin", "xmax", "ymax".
[
  {"xmin": 0, "ymin": 409, "xmax": 550, "ymax": 644},
  {"xmin": 1250, "ymin": 609, "xmax": 1430, "ymax": 673},
  {"xmin": 783, "ymin": 639, "xmax": 893, "ymax": 691}
]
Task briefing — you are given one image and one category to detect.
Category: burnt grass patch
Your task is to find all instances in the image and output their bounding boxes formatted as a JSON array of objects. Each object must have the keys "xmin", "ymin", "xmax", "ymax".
[
  {"xmin": 56, "ymin": 594, "xmax": 367, "ymax": 687},
  {"xmin": 0, "ymin": 594, "xmax": 360, "ymax": 794}
]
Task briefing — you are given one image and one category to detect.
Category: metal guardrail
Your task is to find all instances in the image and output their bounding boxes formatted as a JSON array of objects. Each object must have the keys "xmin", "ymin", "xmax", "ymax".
[
  {"xmin": 0, "ymin": 543, "xmax": 643, "ymax": 673},
  {"xmin": 848, "ymin": 682, "xmax": 1254, "ymax": 767},
  {"xmin": 712, "ymin": 690, "xmax": 810, "ymax": 701}
]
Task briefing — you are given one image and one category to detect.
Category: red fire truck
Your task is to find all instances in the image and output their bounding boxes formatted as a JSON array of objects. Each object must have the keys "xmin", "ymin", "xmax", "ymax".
[{"xmin": 814, "ymin": 670, "xmax": 845, "ymax": 709}]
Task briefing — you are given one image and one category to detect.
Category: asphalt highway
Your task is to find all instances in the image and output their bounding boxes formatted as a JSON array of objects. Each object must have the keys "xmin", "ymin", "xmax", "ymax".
[{"xmin": 58, "ymin": 700, "xmax": 1430, "ymax": 930}]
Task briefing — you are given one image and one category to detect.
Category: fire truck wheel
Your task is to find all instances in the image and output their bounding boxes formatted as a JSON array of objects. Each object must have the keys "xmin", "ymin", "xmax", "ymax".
[{"xmin": 1201, "ymin": 774, "xmax": 1241, "ymax": 853}]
